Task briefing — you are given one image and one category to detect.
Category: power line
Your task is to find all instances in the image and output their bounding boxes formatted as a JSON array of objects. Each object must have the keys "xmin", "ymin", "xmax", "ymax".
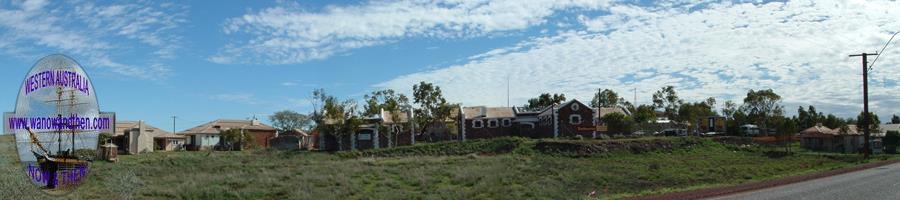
[{"xmin": 868, "ymin": 31, "xmax": 899, "ymax": 71}]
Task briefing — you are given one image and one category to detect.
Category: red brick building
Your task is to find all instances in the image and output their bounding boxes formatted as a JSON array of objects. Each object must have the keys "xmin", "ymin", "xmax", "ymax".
[
  {"xmin": 536, "ymin": 99, "xmax": 596, "ymax": 138},
  {"xmin": 458, "ymin": 106, "xmax": 516, "ymax": 140},
  {"xmin": 179, "ymin": 119, "xmax": 276, "ymax": 150},
  {"xmin": 456, "ymin": 99, "xmax": 629, "ymax": 140}
]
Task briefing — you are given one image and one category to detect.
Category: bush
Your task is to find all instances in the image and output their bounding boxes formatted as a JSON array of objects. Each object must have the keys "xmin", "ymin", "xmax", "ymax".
[
  {"xmin": 336, "ymin": 137, "xmax": 531, "ymax": 158},
  {"xmin": 533, "ymin": 137, "xmax": 704, "ymax": 157},
  {"xmin": 885, "ymin": 131, "xmax": 899, "ymax": 154}
]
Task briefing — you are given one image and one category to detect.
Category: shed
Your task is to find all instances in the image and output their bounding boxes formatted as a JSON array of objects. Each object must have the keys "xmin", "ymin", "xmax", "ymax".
[{"xmin": 100, "ymin": 143, "xmax": 118, "ymax": 162}]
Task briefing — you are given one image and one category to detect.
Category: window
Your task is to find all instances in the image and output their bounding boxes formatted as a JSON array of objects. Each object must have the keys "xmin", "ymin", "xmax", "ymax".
[
  {"xmin": 358, "ymin": 134, "xmax": 372, "ymax": 140},
  {"xmin": 571, "ymin": 103, "xmax": 580, "ymax": 111},
  {"xmin": 473, "ymin": 120, "xmax": 484, "ymax": 128},
  {"xmin": 502, "ymin": 118, "xmax": 512, "ymax": 127},
  {"xmin": 488, "ymin": 119, "xmax": 499, "ymax": 128},
  {"xmin": 569, "ymin": 115, "xmax": 582, "ymax": 125}
]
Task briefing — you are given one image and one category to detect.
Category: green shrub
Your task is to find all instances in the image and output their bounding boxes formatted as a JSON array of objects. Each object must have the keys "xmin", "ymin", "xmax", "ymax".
[{"xmin": 336, "ymin": 137, "xmax": 531, "ymax": 158}]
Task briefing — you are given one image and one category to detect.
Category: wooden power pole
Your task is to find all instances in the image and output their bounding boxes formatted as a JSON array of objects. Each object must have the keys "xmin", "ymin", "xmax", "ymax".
[{"xmin": 849, "ymin": 52, "xmax": 877, "ymax": 159}]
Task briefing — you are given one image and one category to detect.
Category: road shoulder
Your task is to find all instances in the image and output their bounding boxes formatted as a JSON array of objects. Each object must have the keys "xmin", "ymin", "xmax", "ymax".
[{"xmin": 627, "ymin": 158, "xmax": 900, "ymax": 200}]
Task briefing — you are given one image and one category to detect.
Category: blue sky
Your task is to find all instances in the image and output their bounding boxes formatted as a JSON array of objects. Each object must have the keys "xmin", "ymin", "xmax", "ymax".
[{"xmin": 1, "ymin": 0, "xmax": 900, "ymax": 132}]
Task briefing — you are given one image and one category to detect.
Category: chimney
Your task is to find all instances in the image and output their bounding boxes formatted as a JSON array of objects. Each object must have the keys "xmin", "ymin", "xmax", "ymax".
[
  {"xmin": 816, "ymin": 123, "xmax": 823, "ymax": 127},
  {"xmin": 251, "ymin": 119, "xmax": 260, "ymax": 126}
]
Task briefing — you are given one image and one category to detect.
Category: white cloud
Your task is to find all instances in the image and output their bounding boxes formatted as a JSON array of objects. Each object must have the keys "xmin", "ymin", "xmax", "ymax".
[
  {"xmin": 0, "ymin": 1, "xmax": 187, "ymax": 80},
  {"xmin": 212, "ymin": 0, "xmax": 614, "ymax": 64},
  {"xmin": 376, "ymin": 0, "xmax": 900, "ymax": 119}
]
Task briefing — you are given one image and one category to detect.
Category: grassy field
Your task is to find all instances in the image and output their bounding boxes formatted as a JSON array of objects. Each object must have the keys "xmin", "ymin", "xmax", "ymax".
[{"xmin": 0, "ymin": 135, "xmax": 895, "ymax": 199}]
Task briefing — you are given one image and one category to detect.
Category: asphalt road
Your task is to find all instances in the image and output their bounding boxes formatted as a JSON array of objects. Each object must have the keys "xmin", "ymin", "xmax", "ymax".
[{"xmin": 711, "ymin": 162, "xmax": 900, "ymax": 200}]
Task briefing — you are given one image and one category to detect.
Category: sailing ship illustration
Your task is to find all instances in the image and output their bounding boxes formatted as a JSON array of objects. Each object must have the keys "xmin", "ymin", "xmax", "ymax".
[{"xmin": 23, "ymin": 86, "xmax": 91, "ymax": 189}]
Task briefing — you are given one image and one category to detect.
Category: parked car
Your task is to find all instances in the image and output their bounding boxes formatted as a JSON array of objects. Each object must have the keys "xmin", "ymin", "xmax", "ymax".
[{"xmin": 740, "ymin": 124, "xmax": 760, "ymax": 136}]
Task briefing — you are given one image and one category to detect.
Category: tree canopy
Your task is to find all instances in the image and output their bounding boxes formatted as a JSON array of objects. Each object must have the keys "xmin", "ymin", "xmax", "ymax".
[
  {"xmin": 631, "ymin": 104, "xmax": 656, "ymax": 123},
  {"xmin": 269, "ymin": 110, "xmax": 312, "ymax": 133},
  {"xmin": 741, "ymin": 89, "xmax": 783, "ymax": 129},
  {"xmin": 525, "ymin": 93, "xmax": 567, "ymax": 111},
  {"xmin": 857, "ymin": 111, "xmax": 881, "ymax": 133},
  {"xmin": 363, "ymin": 89, "xmax": 410, "ymax": 147},
  {"xmin": 678, "ymin": 101, "xmax": 716, "ymax": 128},
  {"xmin": 311, "ymin": 88, "xmax": 363, "ymax": 150},
  {"xmin": 363, "ymin": 89, "xmax": 410, "ymax": 117},
  {"xmin": 600, "ymin": 112, "xmax": 632, "ymax": 134},
  {"xmin": 412, "ymin": 82, "xmax": 455, "ymax": 135},
  {"xmin": 220, "ymin": 128, "xmax": 255, "ymax": 150},
  {"xmin": 652, "ymin": 86, "xmax": 682, "ymax": 121},
  {"xmin": 591, "ymin": 89, "xmax": 622, "ymax": 108}
]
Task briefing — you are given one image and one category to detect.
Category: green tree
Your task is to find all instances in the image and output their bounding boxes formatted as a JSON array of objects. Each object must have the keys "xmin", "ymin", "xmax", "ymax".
[
  {"xmin": 808, "ymin": 105, "xmax": 823, "ymax": 124},
  {"xmin": 632, "ymin": 104, "xmax": 656, "ymax": 124},
  {"xmin": 220, "ymin": 129, "xmax": 255, "ymax": 150},
  {"xmin": 269, "ymin": 110, "xmax": 312, "ymax": 133},
  {"xmin": 363, "ymin": 89, "xmax": 410, "ymax": 147},
  {"xmin": 722, "ymin": 100, "xmax": 737, "ymax": 120},
  {"xmin": 310, "ymin": 89, "xmax": 330, "ymax": 132},
  {"xmin": 652, "ymin": 86, "xmax": 682, "ymax": 122},
  {"xmin": 823, "ymin": 114, "xmax": 843, "ymax": 129},
  {"xmin": 525, "ymin": 93, "xmax": 567, "ymax": 111},
  {"xmin": 678, "ymin": 101, "xmax": 715, "ymax": 135},
  {"xmin": 771, "ymin": 116, "xmax": 798, "ymax": 152},
  {"xmin": 412, "ymin": 82, "xmax": 455, "ymax": 139},
  {"xmin": 330, "ymin": 99, "xmax": 363, "ymax": 150},
  {"xmin": 856, "ymin": 111, "xmax": 881, "ymax": 133},
  {"xmin": 741, "ymin": 89, "xmax": 783, "ymax": 135},
  {"xmin": 797, "ymin": 106, "xmax": 810, "ymax": 128},
  {"xmin": 705, "ymin": 97, "xmax": 716, "ymax": 111},
  {"xmin": 885, "ymin": 131, "xmax": 899, "ymax": 154},
  {"xmin": 591, "ymin": 89, "xmax": 623, "ymax": 107},
  {"xmin": 600, "ymin": 112, "xmax": 633, "ymax": 135},
  {"xmin": 311, "ymin": 89, "xmax": 362, "ymax": 151},
  {"xmin": 726, "ymin": 110, "xmax": 749, "ymax": 135},
  {"xmin": 892, "ymin": 114, "xmax": 900, "ymax": 124}
]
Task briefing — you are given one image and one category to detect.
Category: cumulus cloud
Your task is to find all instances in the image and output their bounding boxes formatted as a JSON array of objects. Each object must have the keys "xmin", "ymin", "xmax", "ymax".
[
  {"xmin": 0, "ymin": 1, "xmax": 187, "ymax": 80},
  {"xmin": 375, "ymin": 0, "xmax": 900, "ymax": 119},
  {"xmin": 212, "ymin": 0, "xmax": 615, "ymax": 64}
]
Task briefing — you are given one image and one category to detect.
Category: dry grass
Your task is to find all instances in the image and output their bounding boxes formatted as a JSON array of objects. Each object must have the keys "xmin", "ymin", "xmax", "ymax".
[{"xmin": 0, "ymin": 135, "xmax": 895, "ymax": 199}]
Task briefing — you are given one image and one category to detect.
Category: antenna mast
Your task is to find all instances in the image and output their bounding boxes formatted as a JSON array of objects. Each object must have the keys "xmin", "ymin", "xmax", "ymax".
[{"xmin": 506, "ymin": 75, "xmax": 510, "ymax": 107}]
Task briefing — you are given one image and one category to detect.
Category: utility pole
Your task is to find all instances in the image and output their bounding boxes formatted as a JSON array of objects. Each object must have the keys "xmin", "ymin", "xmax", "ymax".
[
  {"xmin": 633, "ymin": 88, "xmax": 637, "ymax": 105},
  {"xmin": 849, "ymin": 52, "xmax": 877, "ymax": 159},
  {"xmin": 172, "ymin": 116, "xmax": 177, "ymax": 133}
]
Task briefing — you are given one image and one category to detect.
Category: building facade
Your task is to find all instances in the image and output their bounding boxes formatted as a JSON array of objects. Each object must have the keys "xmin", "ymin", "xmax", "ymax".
[
  {"xmin": 317, "ymin": 109, "xmax": 414, "ymax": 151},
  {"xmin": 179, "ymin": 119, "xmax": 276, "ymax": 150},
  {"xmin": 535, "ymin": 100, "xmax": 596, "ymax": 138},
  {"xmin": 109, "ymin": 120, "xmax": 184, "ymax": 154},
  {"xmin": 458, "ymin": 106, "xmax": 516, "ymax": 140}
]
